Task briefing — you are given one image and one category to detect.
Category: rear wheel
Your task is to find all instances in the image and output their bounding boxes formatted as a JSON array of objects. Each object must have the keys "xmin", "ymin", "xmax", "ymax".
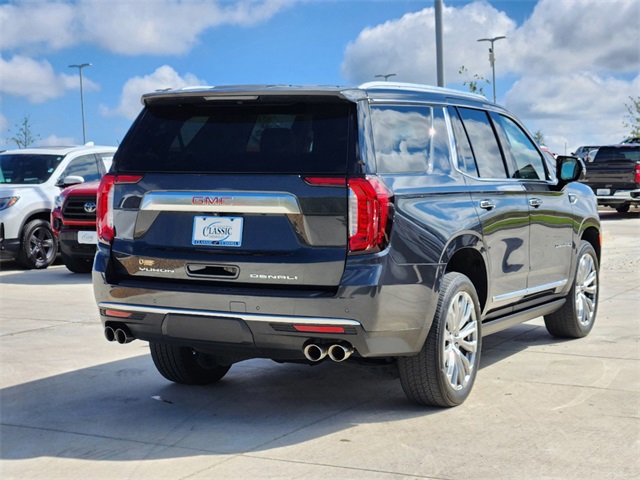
[
  {"xmin": 544, "ymin": 240, "xmax": 599, "ymax": 338},
  {"xmin": 17, "ymin": 219, "xmax": 58, "ymax": 269},
  {"xmin": 615, "ymin": 204, "xmax": 630, "ymax": 213},
  {"xmin": 398, "ymin": 272, "xmax": 481, "ymax": 407},
  {"xmin": 61, "ymin": 252, "xmax": 93, "ymax": 273},
  {"xmin": 149, "ymin": 341, "xmax": 231, "ymax": 385}
]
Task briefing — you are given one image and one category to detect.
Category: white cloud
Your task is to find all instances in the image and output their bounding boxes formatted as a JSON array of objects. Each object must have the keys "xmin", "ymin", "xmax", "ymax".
[
  {"xmin": 0, "ymin": 55, "xmax": 99, "ymax": 103},
  {"xmin": 341, "ymin": 0, "xmax": 640, "ymax": 153},
  {"xmin": 1, "ymin": 0, "xmax": 293, "ymax": 55},
  {"xmin": 341, "ymin": 2, "xmax": 517, "ymax": 85},
  {"xmin": 101, "ymin": 65, "xmax": 207, "ymax": 120},
  {"xmin": 38, "ymin": 134, "xmax": 78, "ymax": 147}
]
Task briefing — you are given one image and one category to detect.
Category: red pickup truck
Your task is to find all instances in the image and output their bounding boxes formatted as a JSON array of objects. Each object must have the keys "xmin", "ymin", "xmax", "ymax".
[{"xmin": 51, "ymin": 181, "xmax": 100, "ymax": 273}]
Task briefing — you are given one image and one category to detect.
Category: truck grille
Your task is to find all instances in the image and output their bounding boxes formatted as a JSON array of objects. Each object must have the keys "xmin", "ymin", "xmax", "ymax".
[{"xmin": 62, "ymin": 195, "xmax": 97, "ymax": 221}]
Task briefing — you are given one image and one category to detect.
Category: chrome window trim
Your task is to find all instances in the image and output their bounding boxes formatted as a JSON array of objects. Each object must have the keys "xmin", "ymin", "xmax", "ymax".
[
  {"xmin": 99, "ymin": 302, "xmax": 361, "ymax": 327},
  {"xmin": 139, "ymin": 191, "xmax": 301, "ymax": 214}
]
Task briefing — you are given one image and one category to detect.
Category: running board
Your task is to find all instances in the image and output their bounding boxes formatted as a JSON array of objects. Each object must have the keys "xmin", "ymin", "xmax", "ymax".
[{"xmin": 481, "ymin": 299, "xmax": 565, "ymax": 336}]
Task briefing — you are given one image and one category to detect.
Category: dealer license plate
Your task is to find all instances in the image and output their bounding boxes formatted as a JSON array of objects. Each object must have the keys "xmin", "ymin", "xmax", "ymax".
[
  {"xmin": 192, "ymin": 216, "xmax": 243, "ymax": 246},
  {"xmin": 78, "ymin": 231, "xmax": 98, "ymax": 244}
]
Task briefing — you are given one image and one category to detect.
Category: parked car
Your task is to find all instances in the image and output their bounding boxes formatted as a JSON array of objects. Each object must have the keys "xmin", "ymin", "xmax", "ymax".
[
  {"xmin": 0, "ymin": 145, "xmax": 116, "ymax": 269},
  {"xmin": 93, "ymin": 82, "xmax": 601, "ymax": 407},
  {"xmin": 582, "ymin": 144, "xmax": 640, "ymax": 213},
  {"xmin": 51, "ymin": 180, "xmax": 101, "ymax": 273}
]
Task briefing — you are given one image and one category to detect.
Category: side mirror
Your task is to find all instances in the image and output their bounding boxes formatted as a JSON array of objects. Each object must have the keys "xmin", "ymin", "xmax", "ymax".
[
  {"xmin": 56, "ymin": 175, "xmax": 85, "ymax": 188},
  {"xmin": 556, "ymin": 156, "xmax": 585, "ymax": 185}
]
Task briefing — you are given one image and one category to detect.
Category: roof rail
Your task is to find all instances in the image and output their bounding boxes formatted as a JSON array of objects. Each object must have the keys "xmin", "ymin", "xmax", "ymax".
[{"xmin": 358, "ymin": 81, "xmax": 487, "ymax": 101}]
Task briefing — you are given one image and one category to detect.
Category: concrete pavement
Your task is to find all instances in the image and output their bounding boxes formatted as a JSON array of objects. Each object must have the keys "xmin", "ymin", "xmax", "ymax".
[{"xmin": 1, "ymin": 210, "xmax": 638, "ymax": 479}]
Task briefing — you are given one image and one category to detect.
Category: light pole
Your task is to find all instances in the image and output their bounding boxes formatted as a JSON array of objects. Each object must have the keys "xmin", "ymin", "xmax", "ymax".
[
  {"xmin": 68, "ymin": 63, "xmax": 92, "ymax": 144},
  {"xmin": 477, "ymin": 36, "xmax": 506, "ymax": 103},
  {"xmin": 375, "ymin": 73, "xmax": 397, "ymax": 81}
]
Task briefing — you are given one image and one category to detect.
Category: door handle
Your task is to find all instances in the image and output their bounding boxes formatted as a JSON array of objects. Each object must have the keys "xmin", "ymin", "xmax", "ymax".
[
  {"xmin": 479, "ymin": 200, "xmax": 496, "ymax": 210},
  {"xmin": 529, "ymin": 198, "xmax": 543, "ymax": 208}
]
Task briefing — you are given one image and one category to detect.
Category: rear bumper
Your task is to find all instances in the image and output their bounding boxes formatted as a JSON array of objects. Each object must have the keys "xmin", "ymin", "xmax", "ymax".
[
  {"xmin": 595, "ymin": 189, "xmax": 640, "ymax": 206},
  {"xmin": 92, "ymin": 250, "xmax": 441, "ymax": 359}
]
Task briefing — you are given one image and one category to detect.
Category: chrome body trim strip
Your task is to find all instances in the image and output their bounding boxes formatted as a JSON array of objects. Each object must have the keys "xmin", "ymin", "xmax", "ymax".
[
  {"xmin": 99, "ymin": 302, "xmax": 361, "ymax": 327},
  {"xmin": 492, "ymin": 279, "xmax": 568, "ymax": 303},
  {"xmin": 139, "ymin": 191, "xmax": 301, "ymax": 214}
]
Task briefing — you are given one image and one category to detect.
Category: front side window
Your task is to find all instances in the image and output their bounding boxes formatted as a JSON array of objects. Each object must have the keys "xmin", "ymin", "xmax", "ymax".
[
  {"xmin": 63, "ymin": 154, "xmax": 102, "ymax": 182},
  {"xmin": 371, "ymin": 105, "xmax": 452, "ymax": 175},
  {"xmin": 456, "ymin": 108, "xmax": 507, "ymax": 179},
  {"xmin": 492, "ymin": 114, "xmax": 546, "ymax": 180}
]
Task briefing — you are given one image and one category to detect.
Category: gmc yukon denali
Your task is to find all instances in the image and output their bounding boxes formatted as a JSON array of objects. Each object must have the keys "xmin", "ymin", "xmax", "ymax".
[{"xmin": 93, "ymin": 83, "xmax": 601, "ymax": 407}]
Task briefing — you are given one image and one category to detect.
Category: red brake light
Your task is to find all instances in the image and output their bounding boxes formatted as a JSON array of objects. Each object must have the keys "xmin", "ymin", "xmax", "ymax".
[
  {"xmin": 635, "ymin": 164, "xmax": 640, "ymax": 184},
  {"xmin": 97, "ymin": 174, "xmax": 142, "ymax": 245},
  {"xmin": 348, "ymin": 176, "xmax": 392, "ymax": 253}
]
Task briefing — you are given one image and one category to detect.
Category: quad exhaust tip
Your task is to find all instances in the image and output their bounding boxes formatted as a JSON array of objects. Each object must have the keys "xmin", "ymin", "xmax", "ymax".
[{"xmin": 303, "ymin": 343, "xmax": 354, "ymax": 363}]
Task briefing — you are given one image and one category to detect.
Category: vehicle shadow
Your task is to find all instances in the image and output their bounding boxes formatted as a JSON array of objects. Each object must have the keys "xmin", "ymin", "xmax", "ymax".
[
  {"xmin": 0, "ymin": 328, "xmax": 550, "ymax": 462},
  {"xmin": 598, "ymin": 210, "xmax": 639, "ymax": 221},
  {"xmin": 0, "ymin": 261, "xmax": 91, "ymax": 286}
]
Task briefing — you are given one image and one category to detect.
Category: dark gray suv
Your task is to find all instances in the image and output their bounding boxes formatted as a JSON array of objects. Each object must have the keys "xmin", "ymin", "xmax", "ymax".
[{"xmin": 93, "ymin": 82, "xmax": 601, "ymax": 407}]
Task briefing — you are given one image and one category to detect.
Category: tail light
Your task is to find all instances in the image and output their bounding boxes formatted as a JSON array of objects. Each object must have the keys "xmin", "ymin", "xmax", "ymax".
[
  {"xmin": 97, "ymin": 174, "xmax": 142, "ymax": 245},
  {"xmin": 635, "ymin": 164, "xmax": 640, "ymax": 184},
  {"xmin": 304, "ymin": 175, "xmax": 393, "ymax": 253}
]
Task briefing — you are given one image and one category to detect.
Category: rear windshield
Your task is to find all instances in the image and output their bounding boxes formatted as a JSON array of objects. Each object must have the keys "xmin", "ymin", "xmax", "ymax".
[
  {"xmin": 0, "ymin": 154, "xmax": 64, "ymax": 184},
  {"xmin": 115, "ymin": 101, "xmax": 354, "ymax": 174},
  {"xmin": 594, "ymin": 146, "xmax": 640, "ymax": 162}
]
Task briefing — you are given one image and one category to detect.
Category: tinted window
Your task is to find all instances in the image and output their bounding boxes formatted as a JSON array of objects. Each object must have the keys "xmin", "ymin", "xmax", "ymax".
[
  {"xmin": 116, "ymin": 102, "xmax": 353, "ymax": 174},
  {"xmin": 0, "ymin": 154, "xmax": 64, "ymax": 184},
  {"xmin": 371, "ymin": 105, "xmax": 452, "ymax": 175},
  {"xmin": 456, "ymin": 108, "xmax": 507, "ymax": 178},
  {"xmin": 63, "ymin": 154, "xmax": 102, "ymax": 182},
  {"xmin": 448, "ymin": 107, "xmax": 478, "ymax": 176},
  {"xmin": 492, "ymin": 114, "xmax": 546, "ymax": 180},
  {"xmin": 594, "ymin": 146, "xmax": 640, "ymax": 163}
]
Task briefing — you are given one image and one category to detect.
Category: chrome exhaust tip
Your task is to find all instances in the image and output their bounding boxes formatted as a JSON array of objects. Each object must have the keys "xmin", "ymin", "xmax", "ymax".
[
  {"xmin": 104, "ymin": 326, "xmax": 116, "ymax": 342},
  {"xmin": 328, "ymin": 344, "xmax": 354, "ymax": 362},
  {"xmin": 303, "ymin": 343, "xmax": 328, "ymax": 362},
  {"xmin": 114, "ymin": 328, "xmax": 134, "ymax": 344}
]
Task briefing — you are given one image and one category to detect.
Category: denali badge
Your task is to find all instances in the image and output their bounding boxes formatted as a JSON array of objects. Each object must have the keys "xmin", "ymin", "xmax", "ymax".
[
  {"xmin": 192, "ymin": 196, "xmax": 233, "ymax": 206},
  {"xmin": 250, "ymin": 273, "xmax": 299, "ymax": 281}
]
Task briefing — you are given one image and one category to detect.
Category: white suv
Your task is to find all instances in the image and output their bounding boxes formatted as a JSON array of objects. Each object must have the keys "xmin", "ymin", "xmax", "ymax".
[{"xmin": 0, "ymin": 145, "xmax": 116, "ymax": 269}]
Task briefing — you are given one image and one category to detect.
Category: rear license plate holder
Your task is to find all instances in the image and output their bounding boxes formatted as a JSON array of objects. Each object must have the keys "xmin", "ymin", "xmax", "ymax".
[{"xmin": 192, "ymin": 216, "xmax": 243, "ymax": 246}]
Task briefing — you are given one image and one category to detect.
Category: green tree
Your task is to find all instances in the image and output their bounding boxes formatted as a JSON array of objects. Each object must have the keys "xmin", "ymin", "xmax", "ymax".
[
  {"xmin": 533, "ymin": 130, "xmax": 545, "ymax": 145},
  {"xmin": 622, "ymin": 96, "xmax": 640, "ymax": 138},
  {"xmin": 458, "ymin": 66, "xmax": 490, "ymax": 96},
  {"xmin": 9, "ymin": 115, "xmax": 40, "ymax": 149}
]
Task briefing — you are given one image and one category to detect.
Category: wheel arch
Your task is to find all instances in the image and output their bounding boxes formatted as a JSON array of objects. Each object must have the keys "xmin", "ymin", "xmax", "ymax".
[{"xmin": 440, "ymin": 233, "xmax": 488, "ymax": 311}]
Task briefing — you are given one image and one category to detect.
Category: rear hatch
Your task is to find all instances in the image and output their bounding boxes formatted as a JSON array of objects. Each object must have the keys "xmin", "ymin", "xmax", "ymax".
[{"xmin": 104, "ymin": 93, "xmax": 358, "ymax": 290}]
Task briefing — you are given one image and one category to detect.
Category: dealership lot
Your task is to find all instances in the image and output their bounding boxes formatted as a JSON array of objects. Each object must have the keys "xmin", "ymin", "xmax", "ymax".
[{"xmin": 1, "ymin": 210, "xmax": 638, "ymax": 479}]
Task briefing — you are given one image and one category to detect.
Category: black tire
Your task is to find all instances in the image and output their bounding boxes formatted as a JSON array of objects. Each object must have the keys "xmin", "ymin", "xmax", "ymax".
[
  {"xmin": 17, "ymin": 219, "xmax": 58, "ymax": 269},
  {"xmin": 398, "ymin": 272, "xmax": 482, "ymax": 407},
  {"xmin": 61, "ymin": 252, "xmax": 93, "ymax": 273},
  {"xmin": 544, "ymin": 240, "xmax": 599, "ymax": 338},
  {"xmin": 149, "ymin": 341, "xmax": 231, "ymax": 385},
  {"xmin": 615, "ymin": 204, "xmax": 630, "ymax": 213}
]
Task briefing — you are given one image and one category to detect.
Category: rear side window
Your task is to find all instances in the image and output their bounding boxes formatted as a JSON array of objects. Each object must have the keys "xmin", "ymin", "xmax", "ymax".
[
  {"xmin": 456, "ymin": 107, "xmax": 508, "ymax": 179},
  {"xmin": 371, "ymin": 105, "xmax": 452, "ymax": 175},
  {"xmin": 115, "ymin": 101, "xmax": 353, "ymax": 174}
]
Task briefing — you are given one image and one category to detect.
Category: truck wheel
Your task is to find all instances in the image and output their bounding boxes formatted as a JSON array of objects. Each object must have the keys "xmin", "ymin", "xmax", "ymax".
[
  {"xmin": 544, "ymin": 240, "xmax": 599, "ymax": 338},
  {"xmin": 615, "ymin": 204, "xmax": 630, "ymax": 213},
  {"xmin": 398, "ymin": 272, "xmax": 481, "ymax": 407},
  {"xmin": 61, "ymin": 252, "xmax": 93, "ymax": 273},
  {"xmin": 149, "ymin": 341, "xmax": 231, "ymax": 385},
  {"xmin": 17, "ymin": 219, "xmax": 58, "ymax": 269}
]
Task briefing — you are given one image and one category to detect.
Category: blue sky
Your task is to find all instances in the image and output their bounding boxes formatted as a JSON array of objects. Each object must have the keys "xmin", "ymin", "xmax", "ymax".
[{"xmin": 1, "ymin": 0, "xmax": 638, "ymax": 154}]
